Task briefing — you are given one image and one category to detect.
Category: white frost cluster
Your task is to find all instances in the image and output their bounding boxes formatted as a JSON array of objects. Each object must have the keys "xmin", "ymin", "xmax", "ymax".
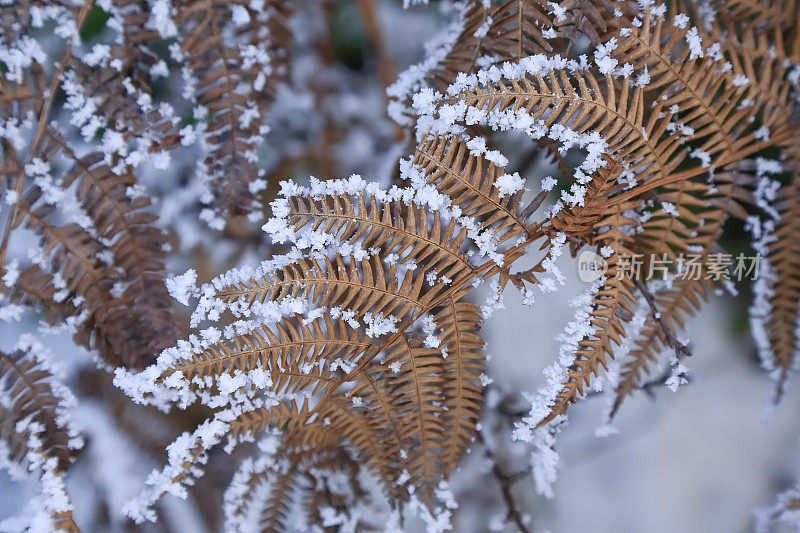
[{"xmin": 514, "ymin": 278, "xmax": 604, "ymax": 435}]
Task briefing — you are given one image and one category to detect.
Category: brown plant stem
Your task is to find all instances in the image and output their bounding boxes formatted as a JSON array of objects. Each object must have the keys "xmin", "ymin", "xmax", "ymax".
[
  {"xmin": 633, "ymin": 278, "xmax": 693, "ymax": 360},
  {"xmin": 477, "ymin": 431, "xmax": 531, "ymax": 533}
]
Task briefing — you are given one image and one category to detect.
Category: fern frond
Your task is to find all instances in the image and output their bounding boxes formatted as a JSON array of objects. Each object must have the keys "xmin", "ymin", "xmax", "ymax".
[
  {"xmin": 287, "ymin": 192, "xmax": 476, "ymax": 284},
  {"xmin": 321, "ymin": 397, "xmax": 405, "ymax": 493},
  {"xmin": 689, "ymin": 3, "xmax": 800, "ymax": 396},
  {"xmin": 431, "ymin": 5, "xmax": 797, "ymax": 212},
  {"xmin": 434, "ymin": 299, "xmax": 485, "ymax": 471},
  {"xmin": 11, "ymin": 199, "xmax": 151, "ymax": 368},
  {"xmin": 413, "ymin": 134, "xmax": 532, "ymax": 246},
  {"xmin": 297, "ymin": 447, "xmax": 375, "ymax": 532},
  {"xmin": 230, "ymin": 400, "xmax": 314, "ymax": 440},
  {"xmin": 553, "ymin": 0, "xmax": 634, "ymax": 45},
  {"xmin": 51, "ymin": 0, "xmax": 800, "ymax": 528},
  {"xmin": 226, "ymin": 436, "xmax": 375, "ymax": 533},
  {"xmin": 53, "ymin": 133, "xmax": 176, "ymax": 362},
  {"xmin": 123, "ymin": 230, "xmax": 496, "ymax": 515},
  {"xmin": 4, "ymin": 128, "xmax": 175, "ymax": 368},
  {"xmin": 216, "ymin": 254, "xmax": 429, "ymax": 324},
  {"xmin": 0, "ymin": 349, "xmax": 76, "ymax": 469},
  {"xmin": 11, "ymin": 200, "xmax": 113, "ymax": 312},
  {"xmin": 154, "ymin": 316, "xmax": 368, "ymax": 400},
  {"xmin": 257, "ymin": 457, "xmax": 300, "ymax": 533},
  {"xmin": 608, "ymin": 5, "xmax": 797, "ymax": 186},
  {"xmin": 611, "ymin": 276, "xmax": 711, "ymax": 415},
  {"xmin": 539, "ymin": 214, "xmax": 638, "ymax": 425},
  {"xmin": 224, "ymin": 447, "xmax": 297, "ymax": 533},
  {"xmin": 2, "ymin": 265, "xmax": 76, "ymax": 323},
  {"xmin": 549, "ymin": 154, "xmax": 622, "ymax": 240},
  {"xmin": 437, "ymin": 66, "xmax": 682, "ymax": 191},
  {"xmin": 175, "ymin": 0, "xmax": 289, "ymax": 217},
  {"xmin": 0, "ymin": 346, "xmax": 81, "ymax": 531},
  {"xmin": 713, "ymin": 0, "xmax": 797, "ymax": 29},
  {"xmin": 755, "ymin": 153, "xmax": 800, "ymax": 396},
  {"xmin": 428, "ymin": 0, "xmax": 553, "ymax": 90}
]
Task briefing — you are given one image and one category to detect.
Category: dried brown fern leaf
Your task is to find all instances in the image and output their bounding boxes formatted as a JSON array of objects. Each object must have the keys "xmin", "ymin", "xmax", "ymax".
[
  {"xmin": 257, "ymin": 457, "xmax": 300, "ymax": 533},
  {"xmin": 10, "ymin": 198, "xmax": 114, "ymax": 316},
  {"xmin": 225, "ymin": 436, "xmax": 375, "ymax": 533},
  {"xmin": 427, "ymin": 0, "xmax": 554, "ymax": 91},
  {"xmin": 155, "ymin": 316, "xmax": 368, "ymax": 398},
  {"xmin": 550, "ymin": 154, "xmax": 623, "ymax": 239},
  {"xmin": 658, "ymin": 4, "xmax": 800, "ymax": 395},
  {"xmin": 521, "ymin": 158, "xmax": 636, "ymax": 424},
  {"xmin": 1, "ymin": 265, "xmax": 76, "ymax": 323},
  {"xmin": 0, "ymin": 347, "xmax": 80, "ymax": 531},
  {"xmin": 611, "ymin": 276, "xmax": 711, "ymax": 416},
  {"xmin": 551, "ymin": 144, "xmax": 728, "ymax": 422},
  {"xmin": 703, "ymin": 14, "xmax": 800, "ymax": 395},
  {"xmin": 321, "ymin": 397, "xmax": 406, "ymax": 495},
  {"xmin": 60, "ymin": 2, "xmax": 181, "ymax": 148},
  {"xmin": 537, "ymin": 164, "xmax": 639, "ymax": 425},
  {"xmin": 708, "ymin": 0, "xmax": 798, "ymax": 30},
  {"xmin": 689, "ymin": 7, "xmax": 800, "ymax": 395},
  {"xmin": 280, "ymin": 135, "xmax": 544, "ymax": 284},
  {"xmin": 229, "ymin": 400, "xmax": 315, "ymax": 442},
  {"xmin": 297, "ymin": 448, "xmax": 374, "ymax": 532},
  {"xmin": 694, "ymin": 0, "xmax": 800, "ymax": 65},
  {"xmin": 52, "ymin": 133, "xmax": 177, "ymax": 361},
  {"xmin": 437, "ymin": 67, "xmax": 684, "ymax": 194},
  {"xmin": 425, "ymin": 0, "xmax": 635, "ymax": 92},
  {"xmin": 340, "ymin": 371, "xmax": 409, "ymax": 490},
  {"xmin": 375, "ymin": 334, "xmax": 448, "ymax": 496},
  {"xmin": 633, "ymin": 185, "xmax": 725, "ymax": 257},
  {"xmin": 413, "ymin": 134, "xmax": 532, "ymax": 247},
  {"xmin": 752, "ymin": 152, "xmax": 800, "ymax": 397},
  {"xmin": 552, "ymin": 0, "xmax": 637, "ymax": 47},
  {"xmin": 122, "ymin": 174, "xmax": 543, "ymax": 515},
  {"xmin": 268, "ymin": 304, "xmax": 479, "ymax": 502},
  {"xmin": 0, "ymin": 0, "xmax": 94, "ymax": 272},
  {"xmin": 2, "ymin": 129, "xmax": 176, "ymax": 368},
  {"xmin": 9, "ymin": 196, "xmax": 153, "ymax": 368},
  {"xmin": 138, "ymin": 401, "xmax": 391, "ymax": 529},
  {"xmin": 606, "ymin": 5, "xmax": 796, "ymax": 177},
  {"xmin": 210, "ymin": 253, "xmax": 470, "ymax": 481},
  {"xmin": 174, "ymin": 0, "xmax": 290, "ymax": 217},
  {"xmin": 287, "ymin": 192, "xmax": 476, "ymax": 288},
  {"xmin": 431, "ymin": 5, "xmax": 797, "ymax": 216},
  {"xmin": 68, "ymin": 62, "xmax": 179, "ymax": 150},
  {"xmin": 139, "ymin": 293, "xmax": 469, "ymax": 507},
  {"xmin": 606, "ymin": 156, "xmax": 744, "ymax": 413},
  {"xmin": 216, "ymin": 254, "xmax": 430, "ymax": 325},
  {"xmin": 433, "ymin": 300, "xmax": 485, "ymax": 470},
  {"xmin": 283, "ymin": 190, "xmax": 504, "ymax": 488},
  {"xmin": 0, "ymin": 349, "xmax": 77, "ymax": 469},
  {"xmin": 144, "ymin": 285, "xmax": 479, "ymax": 505}
]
